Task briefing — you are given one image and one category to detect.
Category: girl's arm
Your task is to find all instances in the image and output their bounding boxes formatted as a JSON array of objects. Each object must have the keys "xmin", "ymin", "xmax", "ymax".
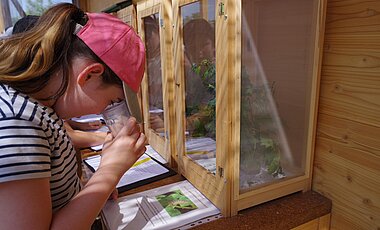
[
  {"xmin": 0, "ymin": 117, "xmax": 146, "ymax": 230},
  {"xmin": 64, "ymin": 122, "xmax": 107, "ymax": 149}
]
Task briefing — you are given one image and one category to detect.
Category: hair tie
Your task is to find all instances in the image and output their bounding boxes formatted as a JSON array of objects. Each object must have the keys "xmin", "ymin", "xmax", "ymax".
[{"xmin": 72, "ymin": 9, "xmax": 87, "ymax": 26}]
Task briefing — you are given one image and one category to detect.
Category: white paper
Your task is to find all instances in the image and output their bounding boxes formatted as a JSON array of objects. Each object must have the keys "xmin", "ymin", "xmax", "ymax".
[
  {"xmin": 185, "ymin": 137, "xmax": 216, "ymax": 157},
  {"xmin": 185, "ymin": 138, "xmax": 217, "ymax": 174},
  {"xmin": 144, "ymin": 145, "xmax": 167, "ymax": 164},
  {"xmin": 71, "ymin": 114, "xmax": 104, "ymax": 122},
  {"xmin": 102, "ymin": 180, "xmax": 220, "ymax": 230},
  {"xmin": 149, "ymin": 109, "xmax": 164, "ymax": 114},
  {"xmin": 84, "ymin": 153, "xmax": 169, "ymax": 189}
]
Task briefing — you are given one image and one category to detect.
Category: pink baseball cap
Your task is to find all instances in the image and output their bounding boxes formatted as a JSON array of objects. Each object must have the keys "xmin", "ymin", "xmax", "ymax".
[{"xmin": 75, "ymin": 12, "xmax": 145, "ymax": 122}]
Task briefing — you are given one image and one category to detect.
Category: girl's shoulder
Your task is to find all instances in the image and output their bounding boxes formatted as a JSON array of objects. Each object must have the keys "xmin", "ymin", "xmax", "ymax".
[{"xmin": 0, "ymin": 83, "xmax": 60, "ymax": 125}]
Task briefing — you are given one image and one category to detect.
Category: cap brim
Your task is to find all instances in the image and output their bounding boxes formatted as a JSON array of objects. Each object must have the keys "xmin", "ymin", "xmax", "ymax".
[{"xmin": 123, "ymin": 83, "xmax": 143, "ymax": 123}]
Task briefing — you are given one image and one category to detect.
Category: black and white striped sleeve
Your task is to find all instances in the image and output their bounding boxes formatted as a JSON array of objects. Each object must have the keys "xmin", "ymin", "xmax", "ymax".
[{"xmin": 0, "ymin": 117, "xmax": 51, "ymax": 183}]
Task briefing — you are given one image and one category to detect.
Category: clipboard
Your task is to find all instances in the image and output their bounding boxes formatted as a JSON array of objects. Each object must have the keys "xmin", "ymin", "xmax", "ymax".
[{"xmin": 83, "ymin": 153, "xmax": 176, "ymax": 193}]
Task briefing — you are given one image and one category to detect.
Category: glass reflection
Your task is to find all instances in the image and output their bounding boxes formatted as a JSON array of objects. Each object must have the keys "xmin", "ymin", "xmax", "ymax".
[
  {"xmin": 181, "ymin": 0, "xmax": 216, "ymax": 174},
  {"xmin": 144, "ymin": 14, "xmax": 165, "ymax": 137},
  {"xmin": 240, "ymin": 0, "xmax": 315, "ymax": 192}
]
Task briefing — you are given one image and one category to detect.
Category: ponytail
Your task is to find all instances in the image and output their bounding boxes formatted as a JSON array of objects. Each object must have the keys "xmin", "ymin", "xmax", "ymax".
[{"xmin": 0, "ymin": 3, "xmax": 87, "ymax": 100}]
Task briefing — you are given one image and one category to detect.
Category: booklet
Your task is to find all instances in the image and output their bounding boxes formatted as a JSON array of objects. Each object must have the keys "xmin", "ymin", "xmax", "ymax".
[
  {"xmin": 84, "ymin": 153, "xmax": 176, "ymax": 193},
  {"xmin": 144, "ymin": 145, "xmax": 167, "ymax": 164},
  {"xmin": 101, "ymin": 180, "xmax": 221, "ymax": 230},
  {"xmin": 185, "ymin": 137, "xmax": 217, "ymax": 175}
]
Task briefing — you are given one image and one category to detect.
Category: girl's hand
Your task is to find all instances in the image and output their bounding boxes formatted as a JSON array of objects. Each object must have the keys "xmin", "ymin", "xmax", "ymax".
[
  {"xmin": 109, "ymin": 188, "xmax": 118, "ymax": 200},
  {"xmin": 149, "ymin": 114, "xmax": 164, "ymax": 131},
  {"xmin": 99, "ymin": 117, "xmax": 147, "ymax": 178}
]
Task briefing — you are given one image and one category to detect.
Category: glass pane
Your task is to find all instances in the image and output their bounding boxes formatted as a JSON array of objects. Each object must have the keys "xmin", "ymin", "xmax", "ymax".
[
  {"xmin": 240, "ymin": 0, "xmax": 316, "ymax": 192},
  {"xmin": 144, "ymin": 14, "xmax": 165, "ymax": 137},
  {"xmin": 181, "ymin": 0, "xmax": 216, "ymax": 174}
]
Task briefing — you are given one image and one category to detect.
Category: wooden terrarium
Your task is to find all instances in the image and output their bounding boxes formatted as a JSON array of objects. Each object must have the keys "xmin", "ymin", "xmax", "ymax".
[
  {"xmin": 136, "ymin": 0, "xmax": 177, "ymax": 166},
  {"xmin": 117, "ymin": 4, "xmax": 137, "ymax": 29},
  {"xmin": 134, "ymin": 0, "xmax": 326, "ymax": 216}
]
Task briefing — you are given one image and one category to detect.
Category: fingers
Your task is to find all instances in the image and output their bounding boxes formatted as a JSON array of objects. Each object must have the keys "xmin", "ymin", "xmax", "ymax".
[
  {"xmin": 138, "ymin": 132, "xmax": 147, "ymax": 145},
  {"xmin": 136, "ymin": 133, "xmax": 147, "ymax": 153},
  {"xmin": 122, "ymin": 117, "xmax": 140, "ymax": 136},
  {"xmin": 103, "ymin": 132, "xmax": 113, "ymax": 144},
  {"xmin": 109, "ymin": 189, "xmax": 118, "ymax": 200}
]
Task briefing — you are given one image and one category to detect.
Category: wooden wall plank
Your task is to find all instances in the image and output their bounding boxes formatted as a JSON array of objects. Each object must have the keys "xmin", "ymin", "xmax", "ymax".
[
  {"xmin": 319, "ymin": 38, "xmax": 380, "ymax": 127},
  {"xmin": 292, "ymin": 218, "xmax": 319, "ymax": 230},
  {"xmin": 86, "ymin": 0, "xmax": 121, "ymax": 12},
  {"xmin": 324, "ymin": 0, "xmax": 380, "ymax": 35},
  {"xmin": 317, "ymin": 113, "xmax": 380, "ymax": 160},
  {"xmin": 314, "ymin": 1, "xmax": 380, "ymax": 227},
  {"xmin": 291, "ymin": 214, "xmax": 331, "ymax": 230},
  {"xmin": 318, "ymin": 214, "xmax": 331, "ymax": 230},
  {"xmin": 313, "ymin": 139, "xmax": 380, "ymax": 229}
]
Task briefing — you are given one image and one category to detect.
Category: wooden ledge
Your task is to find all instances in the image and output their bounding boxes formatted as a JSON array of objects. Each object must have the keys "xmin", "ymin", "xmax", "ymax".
[{"xmin": 193, "ymin": 190, "xmax": 332, "ymax": 230}]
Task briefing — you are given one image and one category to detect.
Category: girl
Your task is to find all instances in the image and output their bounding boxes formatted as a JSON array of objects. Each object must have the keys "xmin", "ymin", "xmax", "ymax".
[{"xmin": 0, "ymin": 3, "xmax": 146, "ymax": 229}]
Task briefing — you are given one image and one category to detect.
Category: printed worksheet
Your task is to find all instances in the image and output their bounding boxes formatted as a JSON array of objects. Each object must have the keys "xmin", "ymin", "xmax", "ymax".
[
  {"xmin": 102, "ymin": 180, "xmax": 221, "ymax": 230},
  {"xmin": 84, "ymin": 153, "xmax": 173, "ymax": 191}
]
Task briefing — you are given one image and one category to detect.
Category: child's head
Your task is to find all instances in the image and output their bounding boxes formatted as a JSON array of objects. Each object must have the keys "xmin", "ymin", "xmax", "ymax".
[
  {"xmin": 143, "ymin": 15, "xmax": 160, "ymax": 59},
  {"xmin": 0, "ymin": 3, "xmax": 145, "ymax": 119},
  {"xmin": 12, "ymin": 15, "xmax": 39, "ymax": 34},
  {"xmin": 183, "ymin": 18, "xmax": 215, "ymax": 64}
]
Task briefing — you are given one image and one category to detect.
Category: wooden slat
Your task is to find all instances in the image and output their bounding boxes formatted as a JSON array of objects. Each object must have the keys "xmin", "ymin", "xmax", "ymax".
[
  {"xmin": 146, "ymin": 130, "xmax": 166, "ymax": 158},
  {"xmin": 322, "ymin": 41, "xmax": 380, "ymax": 74},
  {"xmin": 181, "ymin": 157, "xmax": 227, "ymax": 212},
  {"xmin": 0, "ymin": 0, "xmax": 4, "ymax": 33},
  {"xmin": 228, "ymin": 0, "xmax": 241, "ymax": 216},
  {"xmin": 313, "ymin": 1, "xmax": 380, "ymax": 229},
  {"xmin": 215, "ymin": 0, "xmax": 231, "ymax": 217},
  {"xmin": 237, "ymin": 178, "xmax": 309, "ymax": 211},
  {"xmin": 319, "ymin": 32, "xmax": 380, "ymax": 128},
  {"xmin": 86, "ymin": 0, "xmax": 120, "ymax": 12},
  {"xmin": 319, "ymin": 34, "xmax": 380, "ymax": 128},
  {"xmin": 137, "ymin": 0, "xmax": 161, "ymax": 18},
  {"xmin": 313, "ymin": 139, "xmax": 380, "ymax": 230},
  {"xmin": 179, "ymin": 0, "xmax": 198, "ymax": 6},
  {"xmin": 330, "ymin": 212, "xmax": 363, "ymax": 230},
  {"xmin": 291, "ymin": 214, "xmax": 331, "ymax": 230},
  {"xmin": 117, "ymin": 5, "xmax": 136, "ymax": 28},
  {"xmin": 137, "ymin": 0, "xmax": 170, "ymax": 163},
  {"xmin": 292, "ymin": 218, "xmax": 319, "ymax": 230},
  {"xmin": 324, "ymin": 0, "xmax": 380, "ymax": 35},
  {"xmin": 317, "ymin": 113, "xmax": 380, "ymax": 160},
  {"xmin": 318, "ymin": 214, "xmax": 331, "ymax": 230},
  {"xmin": 160, "ymin": 0, "xmax": 177, "ymax": 167},
  {"xmin": 172, "ymin": 0, "xmax": 186, "ymax": 177},
  {"xmin": 172, "ymin": 0, "xmax": 187, "ymax": 178},
  {"xmin": 305, "ymin": 0, "xmax": 327, "ymax": 190}
]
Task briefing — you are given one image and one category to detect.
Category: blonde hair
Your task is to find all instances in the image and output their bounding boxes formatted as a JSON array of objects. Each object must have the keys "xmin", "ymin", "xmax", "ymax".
[{"xmin": 0, "ymin": 3, "xmax": 122, "ymax": 101}]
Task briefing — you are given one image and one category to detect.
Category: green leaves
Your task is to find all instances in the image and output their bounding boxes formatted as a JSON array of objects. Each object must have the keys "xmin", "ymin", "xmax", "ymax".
[{"xmin": 156, "ymin": 190, "xmax": 198, "ymax": 217}]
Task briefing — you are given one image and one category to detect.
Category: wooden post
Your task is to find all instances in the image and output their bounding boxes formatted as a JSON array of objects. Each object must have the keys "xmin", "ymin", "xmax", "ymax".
[
  {"xmin": 0, "ymin": 0, "xmax": 4, "ymax": 33},
  {"xmin": 10, "ymin": 0, "xmax": 26, "ymax": 17},
  {"xmin": 1, "ymin": 0, "xmax": 12, "ymax": 31}
]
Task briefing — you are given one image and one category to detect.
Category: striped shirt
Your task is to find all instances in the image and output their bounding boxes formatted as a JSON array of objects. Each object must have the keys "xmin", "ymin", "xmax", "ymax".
[{"xmin": 0, "ymin": 83, "xmax": 81, "ymax": 211}]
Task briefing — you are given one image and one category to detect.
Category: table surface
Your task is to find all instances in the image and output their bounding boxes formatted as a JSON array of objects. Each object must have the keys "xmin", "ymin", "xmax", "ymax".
[{"xmin": 81, "ymin": 152, "xmax": 331, "ymax": 230}]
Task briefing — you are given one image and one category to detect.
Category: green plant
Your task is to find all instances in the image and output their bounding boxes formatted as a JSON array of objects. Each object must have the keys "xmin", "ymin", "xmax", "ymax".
[
  {"xmin": 189, "ymin": 59, "xmax": 284, "ymax": 180},
  {"xmin": 240, "ymin": 68, "xmax": 283, "ymax": 179},
  {"xmin": 26, "ymin": 0, "xmax": 53, "ymax": 15},
  {"xmin": 188, "ymin": 59, "xmax": 216, "ymax": 138}
]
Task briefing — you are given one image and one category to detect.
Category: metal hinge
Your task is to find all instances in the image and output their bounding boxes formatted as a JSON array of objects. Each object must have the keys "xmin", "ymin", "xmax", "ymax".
[
  {"xmin": 218, "ymin": 166, "xmax": 224, "ymax": 178},
  {"xmin": 218, "ymin": 2, "xmax": 227, "ymax": 20},
  {"xmin": 218, "ymin": 2, "xmax": 225, "ymax": 16}
]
